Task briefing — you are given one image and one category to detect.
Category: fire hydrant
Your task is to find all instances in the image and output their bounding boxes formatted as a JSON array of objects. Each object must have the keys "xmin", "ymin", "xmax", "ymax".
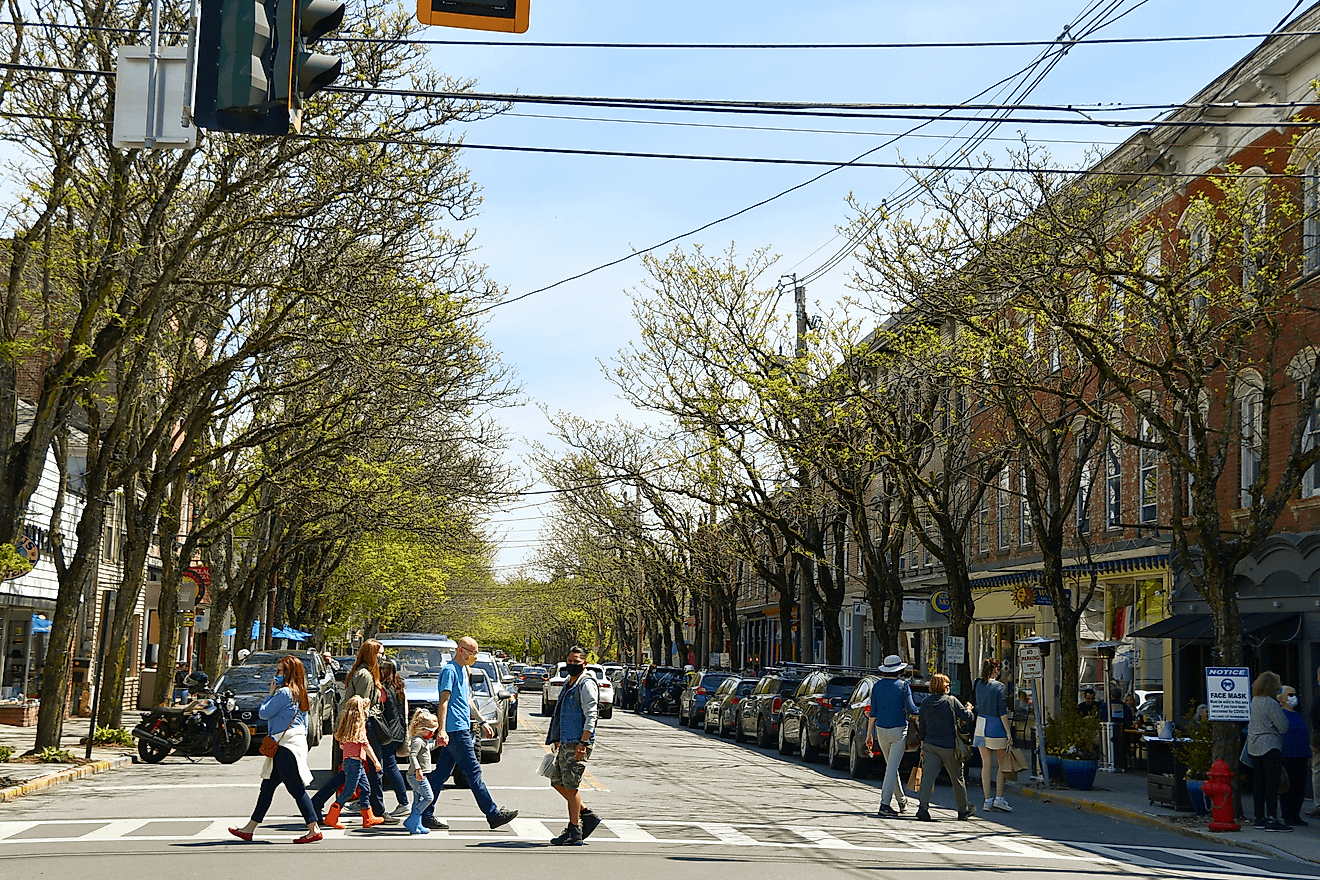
[{"xmin": 1203, "ymin": 759, "xmax": 1239, "ymax": 832}]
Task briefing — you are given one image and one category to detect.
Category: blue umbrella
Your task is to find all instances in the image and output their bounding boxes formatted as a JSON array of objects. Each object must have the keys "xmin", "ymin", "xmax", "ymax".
[
  {"xmin": 31, "ymin": 614, "xmax": 50, "ymax": 634},
  {"xmin": 222, "ymin": 621, "xmax": 262, "ymax": 639}
]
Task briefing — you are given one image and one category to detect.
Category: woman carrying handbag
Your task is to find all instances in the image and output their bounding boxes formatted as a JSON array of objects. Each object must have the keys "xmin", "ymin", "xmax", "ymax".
[
  {"xmin": 915, "ymin": 673, "xmax": 976, "ymax": 822},
  {"xmin": 229, "ymin": 656, "xmax": 322, "ymax": 843}
]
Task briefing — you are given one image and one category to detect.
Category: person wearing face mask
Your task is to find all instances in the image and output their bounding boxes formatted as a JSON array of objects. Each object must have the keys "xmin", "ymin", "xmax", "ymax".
[
  {"xmin": 545, "ymin": 646, "xmax": 601, "ymax": 846},
  {"xmin": 1279, "ymin": 685, "xmax": 1310, "ymax": 827}
]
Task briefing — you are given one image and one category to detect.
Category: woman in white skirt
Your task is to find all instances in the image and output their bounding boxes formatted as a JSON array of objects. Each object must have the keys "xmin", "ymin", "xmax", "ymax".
[{"xmin": 972, "ymin": 657, "xmax": 1013, "ymax": 812}]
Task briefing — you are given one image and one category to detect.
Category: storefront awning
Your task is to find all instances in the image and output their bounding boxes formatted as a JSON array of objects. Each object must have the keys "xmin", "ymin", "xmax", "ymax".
[{"xmin": 1129, "ymin": 612, "xmax": 1301, "ymax": 643}]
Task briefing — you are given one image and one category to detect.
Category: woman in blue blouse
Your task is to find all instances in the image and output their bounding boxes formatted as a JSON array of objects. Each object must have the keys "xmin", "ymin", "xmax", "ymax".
[
  {"xmin": 1279, "ymin": 684, "xmax": 1310, "ymax": 828},
  {"xmin": 229, "ymin": 656, "xmax": 322, "ymax": 843}
]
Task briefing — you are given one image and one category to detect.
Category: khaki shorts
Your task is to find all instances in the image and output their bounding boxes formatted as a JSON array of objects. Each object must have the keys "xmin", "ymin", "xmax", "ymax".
[{"xmin": 549, "ymin": 743, "xmax": 593, "ymax": 789}]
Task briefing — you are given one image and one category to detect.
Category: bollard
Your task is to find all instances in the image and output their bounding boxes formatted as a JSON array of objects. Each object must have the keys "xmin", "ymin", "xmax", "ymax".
[{"xmin": 1203, "ymin": 758, "xmax": 1240, "ymax": 832}]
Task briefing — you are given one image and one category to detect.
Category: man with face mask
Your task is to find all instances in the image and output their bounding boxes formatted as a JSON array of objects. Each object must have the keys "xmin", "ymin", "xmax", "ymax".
[{"xmin": 545, "ymin": 646, "xmax": 601, "ymax": 846}]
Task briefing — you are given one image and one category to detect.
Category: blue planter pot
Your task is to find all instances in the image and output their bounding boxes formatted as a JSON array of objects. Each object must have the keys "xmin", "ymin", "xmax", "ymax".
[
  {"xmin": 1044, "ymin": 754, "xmax": 1063, "ymax": 781},
  {"xmin": 1185, "ymin": 778, "xmax": 1209, "ymax": 815},
  {"xmin": 1061, "ymin": 758, "xmax": 1099, "ymax": 790}
]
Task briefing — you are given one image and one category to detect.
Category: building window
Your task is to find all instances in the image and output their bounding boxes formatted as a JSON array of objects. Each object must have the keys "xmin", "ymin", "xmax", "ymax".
[
  {"xmin": 1048, "ymin": 326, "xmax": 1062, "ymax": 373},
  {"xmin": 1243, "ymin": 187, "xmax": 1267, "ymax": 298},
  {"xmin": 1306, "ymin": 163, "xmax": 1320, "ymax": 275},
  {"xmin": 923, "ymin": 515, "xmax": 933, "ymax": 567},
  {"xmin": 997, "ymin": 469, "xmax": 1010, "ymax": 549},
  {"xmin": 1240, "ymin": 384, "xmax": 1263, "ymax": 508},
  {"xmin": 1303, "ymin": 380, "xmax": 1320, "ymax": 498},
  {"xmin": 1105, "ymin": 437, "xmax": 1122, "ymax": 529},
  {"xmin": 909, "ymin": 530, "xmax": 918, "ymax": 572},
  {"xmin": 1139, "ymin": 417, "xmax": 1158, "ymax": 523},
  {"xmin": 1189, "ymin": 223, "xmax": 1209, "ymax": 321},
  {"xmin": 1187, "ymin": 420, "xmax": 1197, "ymax": 513},
  {"xmin": 1078, "ymin": 438, "xmax": 1092, "ymax": 534}
]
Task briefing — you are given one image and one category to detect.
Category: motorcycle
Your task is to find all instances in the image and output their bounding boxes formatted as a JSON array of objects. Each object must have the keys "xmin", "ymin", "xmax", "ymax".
[{"xmin": 131, "ymin": 671, "xmax": 251, "ymax": 764}]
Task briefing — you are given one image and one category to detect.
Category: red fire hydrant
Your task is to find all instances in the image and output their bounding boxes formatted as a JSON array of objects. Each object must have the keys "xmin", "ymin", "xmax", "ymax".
[{"xmin": 1203, "ymin": 759, "xmax": 1239, "ymax": 832}]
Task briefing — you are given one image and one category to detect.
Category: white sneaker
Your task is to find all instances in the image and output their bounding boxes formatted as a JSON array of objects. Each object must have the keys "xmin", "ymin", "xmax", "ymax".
[
  {"xmin": 897, "ymin": 794, "xmax": 908, "ymax": 813},
  {"xmin": 983, "ymin": 798, "xmax": 995, "ymax": 812},
  {"xmin": 389, "ymin": 803, "xmax": 412, "ymax": 818},
  {"xmin": 993, "ymin": 797, "xmax": 1012, "ymax": 813}
]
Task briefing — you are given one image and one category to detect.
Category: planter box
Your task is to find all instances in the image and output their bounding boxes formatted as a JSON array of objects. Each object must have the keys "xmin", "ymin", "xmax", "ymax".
[{"xmin": 0, "ymin": 704, "xmax": 38, "ymax": 726}]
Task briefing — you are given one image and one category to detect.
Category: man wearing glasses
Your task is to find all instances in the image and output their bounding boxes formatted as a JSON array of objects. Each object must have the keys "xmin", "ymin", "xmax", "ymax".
[{"xmin": 421, "ymin": 636, "xmax": 519, "ymax": 830}]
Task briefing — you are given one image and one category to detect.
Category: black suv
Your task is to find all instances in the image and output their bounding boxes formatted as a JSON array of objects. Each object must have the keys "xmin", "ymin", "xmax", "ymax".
[
  {"xmin": 736, "ymin": 667, "xmax": 810, "ymax": 748},
  {"xmin": 777, "ymin": 667, "xmax": 869, "ymax": 762}
]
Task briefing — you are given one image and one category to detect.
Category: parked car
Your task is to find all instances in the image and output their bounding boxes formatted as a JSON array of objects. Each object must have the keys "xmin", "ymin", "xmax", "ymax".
[
  {"xmin": 468, "ymin": 666, "xmax": 506, "ymax": 762},
  {"xmin": 704, "ymin": 676, "xmax": 756, "ymax": 737},
  {"xmin": 238, "ymin": 648, "xmax": 337, "ymax": 737},
  {"xmin": 471, "ymin": 652, "xmax": 515, "ymax": 734},
  {"xmin": 737, "ymin": 667, "xmax": 810, "ymax": 747},
  {"xmin": 516, "ymin": 665, "xmax": 548, "ymax": 692},
  {"xmin": 378, "ymin": 632, "xmax": 459, "ymax": 723},
  {"xmin": 331, "ymin": 655, "xmax": 356, "ymax": 683},
  {"xmin": 541, "ymin": 662, "xmax": 614, "ymax": 718},
  {"xmin": 679, "ymin": 671, "xmax": 735, "ymax": 728},
  {"xmin": 778, "ymin": 667, "xmax": 870, "ymax": 761},
  {"xmin": 828, "ymin": 676, "xmax": 932, "ymax": 778}
]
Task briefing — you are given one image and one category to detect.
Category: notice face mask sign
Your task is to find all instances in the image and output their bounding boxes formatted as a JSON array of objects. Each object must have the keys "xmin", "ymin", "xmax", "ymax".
[{"xmin": 1206, "ymin": 667, "xmax": 1251, "ymax": 721}]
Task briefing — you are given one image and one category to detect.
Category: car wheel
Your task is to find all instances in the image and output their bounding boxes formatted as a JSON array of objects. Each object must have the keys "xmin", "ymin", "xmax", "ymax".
[
  {"xmin": 849, "ymin": 737, "xmax": 870, "ymax": 779},
  {"xmin": 600, "ymin": 705, "xmax": 612, "ymax": 720},
  {"xmin": 757, "ymin": 717, "xmax": 772, "ymax": 749},
  {"xmin": 703, "ymin": 711, "xmax": 714, "ymax": 734},
  {"xmin": 508, "ymin": 708, "xmax": 519, "ymax": 730},
  {"xmin": 541, "ymin": 698, "xmax": 552, "ymax": 716},
  {"xmin": 488, "ymin": 735, "xmax": 503, "ymax": 763},
  {"xmin": 800, "ymin": 726, "xmax": 817, "ymax": 762},
  {"xmin": 828, "ymin": 733, "xmax": 846, "ymax": 770},
  {"xmin": 777, "ymin": 721, "xmax": 794, "ymax": 755},
  {"xmin": 308, "ymin": 718, "xmax": 320, "ymax": 747},
  {"xmin": 678, "ymin": 703, "xmax": 687, "ymax": 726},
  {"xmin": 734, "ymin": 714, "xmax": 747, "ymax": 743}
]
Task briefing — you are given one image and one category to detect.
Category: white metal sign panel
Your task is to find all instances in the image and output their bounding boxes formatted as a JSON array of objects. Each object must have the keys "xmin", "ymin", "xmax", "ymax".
[
  {"xmin": 1206, "ymin": 666, "xmax": 1251, "ymax": 722},
  {"xmin": 113, "ymin": 46, "xmax": 197, "ymax": 149},
  {"xmin": 945, "ymin": 636, "xmax": 966, "ymax": 664}
]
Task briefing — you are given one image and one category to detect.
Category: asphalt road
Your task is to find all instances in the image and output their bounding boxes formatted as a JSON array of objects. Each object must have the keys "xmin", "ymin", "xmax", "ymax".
[{"xmin": 2, "ymin": 707, "xmax": 1320, "ymax": 879}]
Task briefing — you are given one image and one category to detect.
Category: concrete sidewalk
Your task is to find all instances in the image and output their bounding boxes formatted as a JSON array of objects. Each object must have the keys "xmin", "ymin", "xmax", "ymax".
[
  {"xmin": 0, "ymin": 721, "xmax": 134, "ymax": 803},
  {"xmin": 1005, "ymin": 767, "xmax": 1320, "ymax": 865}
]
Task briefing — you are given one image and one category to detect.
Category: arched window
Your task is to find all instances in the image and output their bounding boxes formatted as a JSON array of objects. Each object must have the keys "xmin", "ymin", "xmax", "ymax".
[
  {"xmin": 1077, "ymin": 436, "xmax": 1093, "ymax": 534},
  {"xmin": 1105, "ymin": 434, "xmax": 1122, "ymax": 529},
  {"xmin": 1020, "ymin": 466, "xmax": 1032, "ymax": 545},
  {"xmin": 1241, "ymin": 168, "xmax": 1269, "ymax": 299},
  {"xmin": 1305, "ymin": 162, "xmax": 1320, "ymax": 275},
  {"xmin": 1288, "ymin": 349, "xmax": 1320, "ymax": 498},
  {"xmin": 1139, "ymin": 416, "xmax": 1158, "ymax": 524},
  {"xmin": 1238, "ymin": 371, "xmax": 1264, "ymax": 508}
]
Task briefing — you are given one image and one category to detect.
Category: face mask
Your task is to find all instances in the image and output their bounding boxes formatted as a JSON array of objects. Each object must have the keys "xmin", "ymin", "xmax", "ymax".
[
  {"xmin": 564, "ymin": 663, "xmax": 584, "ymax": 677},
  {"xmin": 274, "ymin": 674, "xmax": 285, "ymax": 686},
  {"xmin": 1287, "ymin": 695, "xmax": 1299, "ymax": 707}
]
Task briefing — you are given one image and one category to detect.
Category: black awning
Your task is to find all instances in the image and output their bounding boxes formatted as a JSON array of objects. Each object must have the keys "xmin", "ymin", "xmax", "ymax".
[{"xmin": 1128, "ymin": 612, "xmax": 1301, "ymax": 643}]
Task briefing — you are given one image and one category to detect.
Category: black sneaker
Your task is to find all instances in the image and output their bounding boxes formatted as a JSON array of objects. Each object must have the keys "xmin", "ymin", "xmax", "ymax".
[
  {"xmin": 488, "ymin": 808, "xmax": 519, "ymax": 830},
  {"xmin": 957, "ymin": 805, "xmax": 976, "ymax": 821},
  {"xmin": 550, "ymin": 824, "xmax": 583, "ymax": 846},
  {"xmin": 1267, "ymin": 819, "xmax": 1293, "ymax": 832},
  {"xmin": 915, "ymin": 810, "xmax": 934, "ymax": 822},
  {"xmin": 580, "ymin": 808, "xmax": 602, "ymax": 840},
  {"xmin": 876, "ymin": 804, "xmax": 899, "ymax": 818},
  {"xmin": 1253, "ymin": 817, "xmax": 1268, "ymax": 829},
  {"xmin": 422, "ymin": 817, "xmax": 449, "ymax": 830},
  {"xmin": 377, "ymin": 813, "xmax": 401, "ymax": 825}
]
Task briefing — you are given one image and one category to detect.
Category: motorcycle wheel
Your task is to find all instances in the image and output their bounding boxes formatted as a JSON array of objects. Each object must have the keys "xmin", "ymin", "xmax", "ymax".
[
  {"xmin": 213, "ymin": 720, "xmax": 251, "ymax": 764},
  {"xmin": 137, "ymin": 737, "xmax": 170, "ymax": 764}
]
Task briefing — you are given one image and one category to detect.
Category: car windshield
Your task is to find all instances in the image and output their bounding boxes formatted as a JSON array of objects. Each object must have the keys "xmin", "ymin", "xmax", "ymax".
[
  {"xmin": 218, "ymin": 665, "xmax": 279, "ymax": 694},
  {"xmin": 702, "ymin": 674, "xmax": 733, "ymax": 688},
  {"xmin": 385, "ymin": 646, "xmax": 453, "ymax": 678},
  {"xmin": 826, "ymin": 680, "xmax": 861, "ymax": 698},
  {"xmin": 471, "ymin": 673, "xmax": 492, "ymax": 696}
]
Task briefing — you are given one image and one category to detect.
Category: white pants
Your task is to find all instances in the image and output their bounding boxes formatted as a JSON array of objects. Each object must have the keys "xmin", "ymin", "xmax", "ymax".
[{"xmin": 875, "ymin": 724, "xmax": 908, "ymax": 809}]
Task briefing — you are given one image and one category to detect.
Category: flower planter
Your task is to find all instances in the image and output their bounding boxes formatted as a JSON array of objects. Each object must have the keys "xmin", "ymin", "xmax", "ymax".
[
  {"xmin": 1044, "ymin": 754, "xmax": 1063, "ymax": 781},
  {"xmin": 1185, "ymin": 778, "xmax": 1209, "ymax": 816},
  {"xmin": 1061, "ymin": 758, "xmax": 1099, "ymax": 791},
  {"xmin": 0, "ymin": 704, "xmax": 38, "ymax": 726}
]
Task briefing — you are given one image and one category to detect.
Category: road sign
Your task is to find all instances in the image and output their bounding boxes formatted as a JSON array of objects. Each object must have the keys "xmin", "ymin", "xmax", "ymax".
[
  {"xmin": 945, "ymin": 636, "xmax": 965, "ymax": 664},
  {"xmin": 1206, "ymin": 666, "xmax": 1251, "ymax": 721},
  {"xmin": 1022, "ymin": 658, "xmax": 1044, "ymax": 677},
  {"xmin": 1019, "ymin": 646, "xmax": 1041, "ymax": 660}
]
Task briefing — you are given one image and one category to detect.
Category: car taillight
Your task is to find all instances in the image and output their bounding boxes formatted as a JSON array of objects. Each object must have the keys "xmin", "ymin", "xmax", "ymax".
[
  {"xmin": 600, "ymin": 682, "xmax": 611, "ymax": 689},
  {"xmin": 696, "ymin": 687, "xmax": 706, "ymax": 696},
  {"xmin": 771, "ymin": 697, "xmax": 783, "ymax": 712},
  {"xmin": 729, "ymin": 697, "xmax": 740, "ymax": 704},
  {"xmin": 814, "ymin": 697, "xmax": 831, "ymax": 707}
]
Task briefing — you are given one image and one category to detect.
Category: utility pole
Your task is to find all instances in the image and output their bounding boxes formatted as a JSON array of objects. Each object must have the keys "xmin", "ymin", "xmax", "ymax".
[{"xmin": 792, "ymin": 276, "xmax": 815, "ymax": 665}]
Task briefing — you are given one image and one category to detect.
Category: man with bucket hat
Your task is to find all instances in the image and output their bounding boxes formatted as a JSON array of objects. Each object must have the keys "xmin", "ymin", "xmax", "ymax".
[{"xmin": 866, "ymin": 654, "xmax": 919, "ymax": 817}]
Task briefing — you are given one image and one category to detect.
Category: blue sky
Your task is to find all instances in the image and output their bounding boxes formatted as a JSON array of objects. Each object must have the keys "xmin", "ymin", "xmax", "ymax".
[{"xmin": 424, "ymin": 1, "xmax": 1307, "ymax": 573}]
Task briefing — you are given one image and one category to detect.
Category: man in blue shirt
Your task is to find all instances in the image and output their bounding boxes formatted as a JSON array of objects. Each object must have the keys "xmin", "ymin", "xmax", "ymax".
[
  {"xmin": 866, "ymin": 654, "xmax": 918, "ymax": 817},
  {"xmin": 421, "ymin": 636, "xmax": 519, "ymax": 831}
]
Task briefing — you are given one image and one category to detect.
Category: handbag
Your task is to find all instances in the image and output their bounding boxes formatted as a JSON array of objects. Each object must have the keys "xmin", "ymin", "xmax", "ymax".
[
  {"xmin": 259, "ymin": 735, "xmax": 279, "ymax": 758},
  {"xmin": 536, "ymin": 751, "xmax": 556, "ymax": 778},
  {"xmin": 904, "ymin": 723, "xmax": 922, "ymax": 752},
  {"xmin": 1240, "ymin": 742, "xmax": 1255, "ymax": 768}
]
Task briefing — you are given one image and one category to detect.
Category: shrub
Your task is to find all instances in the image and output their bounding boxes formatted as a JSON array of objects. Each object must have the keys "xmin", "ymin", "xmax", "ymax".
[
  {"xmin": 36, "ymin": 747, "xmax": 75, "ymax": 764},
  {"xmin": 0, "ymin": 745, "xmax": 12, "ymax": 762},
  {"xmin": 1043, "ymin": 708, "xmax": 1101, "ymax": 760},
  {"xmin": 1172, "ymin": 709, "xmax": 1213, "ymax": 779},
  {"xmin": 91, "ymin": 727, "xmax": 134, "ymax": 747}
]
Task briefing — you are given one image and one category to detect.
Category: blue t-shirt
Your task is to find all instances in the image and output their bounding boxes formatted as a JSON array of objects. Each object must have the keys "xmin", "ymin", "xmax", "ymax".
[
  {"xmin": 438, "ymin": 662, "xmax": 471, "ymax": 733},
  {"xmin": 870, "ymin": 677, "xmax": 918, "ymax": 729}
]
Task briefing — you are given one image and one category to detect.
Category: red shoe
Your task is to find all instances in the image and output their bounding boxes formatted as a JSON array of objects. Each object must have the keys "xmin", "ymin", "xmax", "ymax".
[
  {"xmin": 227, "ymin": 827, "xmax": 253, "ymax": 841},
  {"xmin": 293, "ymin": 831, "xmax": 323, "ymax": 844}
]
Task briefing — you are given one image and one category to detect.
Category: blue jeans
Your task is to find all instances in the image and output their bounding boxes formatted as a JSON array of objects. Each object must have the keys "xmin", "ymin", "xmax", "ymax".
[
  {"xmin": 422, "ymin": 728, "xmax": 498, "ymax": 820},
  {"xmin": 334, "ymin": 757, "xmax": 372, "ymax": 810},
  {"xmin": 312, "ymin": 741, "xmax": 385, "ymax": 815},
  {"xmin": 379, "ymin": 742, "xmax": 408, "ymax": 806},
  {"xmin": 409, "ymin": 775, "xmax": 433, "ymax": 824},
  {"xmin": 251, "ymin": 746, "xmax": 318, "ymax": 825}
]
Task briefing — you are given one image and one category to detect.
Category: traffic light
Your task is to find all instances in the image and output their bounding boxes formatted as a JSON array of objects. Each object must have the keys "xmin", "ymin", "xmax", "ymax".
[
  {"xmin": 195, "ymin": 0, "xmax": 288, "ymax": 134},
  {"xmin": 417, "ymin": 0, "xmax": 528, "ymax": 33},
  {"xmin": 272, "ymin": 0, "xmax": 345, "ymax": 132}
]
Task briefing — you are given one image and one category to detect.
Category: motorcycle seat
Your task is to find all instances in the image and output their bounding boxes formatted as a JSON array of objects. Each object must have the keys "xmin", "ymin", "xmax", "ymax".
[{"xmin": 155, "ymin": 706, "xmax": 188, "ymax": 716}]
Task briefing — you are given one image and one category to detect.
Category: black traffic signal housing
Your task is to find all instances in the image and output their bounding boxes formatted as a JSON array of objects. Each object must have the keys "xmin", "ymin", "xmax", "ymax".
[
  {"xmin": 272, "ymin": 0, "xmax": 346, "ymax": 132},
  {"xmin": 417, "ymin": 0, "xmax": 528, "ymax": 33},
  {"xmin": 195, "ymin": 0, "xmax": 288, "ymax": 134},
  {"xmin": 194, "ymin": 0, "xmax": 345, "ymax": 134}
]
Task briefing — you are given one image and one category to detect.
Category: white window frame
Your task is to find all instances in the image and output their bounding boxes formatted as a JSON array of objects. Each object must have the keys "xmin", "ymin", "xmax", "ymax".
[
  {"xmin": 1105, "ymin": 438, "xmax": 1122, "ymax": 530},
  {"xmin": 1020, "ymin": 467, "xmax": 1032, "ymax": 545},
  {"xmin": 997, "ymin": 470, "xmax": 1010, "ymax": 550},
  {"xmin": 1078, "ymin": 438, "xmax": 1092, "ymax": 534},
  {"xmin": 1139, "ymin": 416, "xmax": 1158, "ymax": 524},
  {"xmin": 1303, "ymin": 380, "xmax": 1320, "ymax": 498},
  {"xmin": 1240, "ymin": 386, "xmax": 1263, "ymax": 508}
]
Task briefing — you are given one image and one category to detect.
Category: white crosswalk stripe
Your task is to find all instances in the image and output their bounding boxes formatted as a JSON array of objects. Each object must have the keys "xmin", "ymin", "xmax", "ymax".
[{"xmin": 0, "ymin": 814, "xmax": 1099, "ymax": 863}]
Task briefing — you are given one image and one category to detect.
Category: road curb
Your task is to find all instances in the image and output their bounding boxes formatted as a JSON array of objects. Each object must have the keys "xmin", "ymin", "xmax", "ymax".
[
  {"xmin": 0, "ymin": 755, "xmax": 133, "ymax": 803},
  {"xmin": 1015, "ymin": 784, "xmax": 1312, "ymax": 865}
]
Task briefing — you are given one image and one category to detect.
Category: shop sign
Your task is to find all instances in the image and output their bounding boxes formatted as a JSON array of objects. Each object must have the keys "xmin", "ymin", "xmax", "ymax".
[
  {"xmin": 945, "ymin": 635, "xmax": 966, "ymax": 664},
  {"xmin": 931, "ymin": 591, "xmax": 952, "ymax": 614},
  {"xmin": 1012, "ymin": 585, "xmax": 1072, "ymax": 609}
]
